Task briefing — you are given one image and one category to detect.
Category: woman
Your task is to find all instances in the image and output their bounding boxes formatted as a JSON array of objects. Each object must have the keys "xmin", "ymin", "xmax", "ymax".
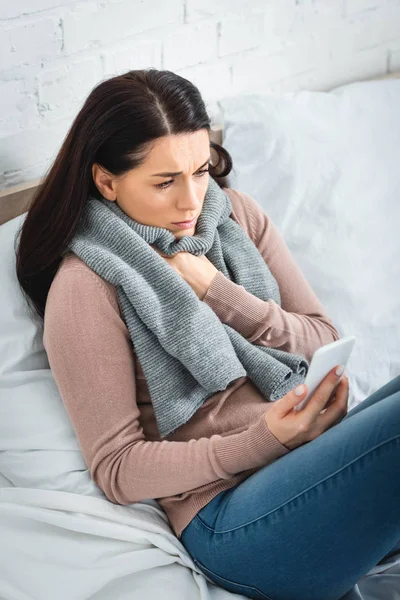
[{"xmin": 15, "ymin": 69, "xmax": 400, "ymax": 600}]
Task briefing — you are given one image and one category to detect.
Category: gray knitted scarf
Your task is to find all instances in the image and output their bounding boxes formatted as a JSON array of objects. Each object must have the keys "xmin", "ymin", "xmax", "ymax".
[{"xmin": 68, "ymin": 176, "xmax": 309, "ymax": 438}]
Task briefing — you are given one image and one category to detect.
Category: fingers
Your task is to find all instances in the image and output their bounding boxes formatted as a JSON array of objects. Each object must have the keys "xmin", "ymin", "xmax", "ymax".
[
  {"xmin": 316, "ymin": 377, "xmax": 349, "ymax": 430},
  {"xmin": 304, "ymin": 365, "xmax": 345, "ymax": 422},
  {"xmin": 277, "ymin": 383, "xmax": 308, "ymax": 417}
]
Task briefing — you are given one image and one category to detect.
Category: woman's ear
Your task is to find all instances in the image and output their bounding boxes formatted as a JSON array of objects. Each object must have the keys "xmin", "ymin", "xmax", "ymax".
[{"xmin": 92, "ymin": 163, "xmax": 117, "ymax": 201}]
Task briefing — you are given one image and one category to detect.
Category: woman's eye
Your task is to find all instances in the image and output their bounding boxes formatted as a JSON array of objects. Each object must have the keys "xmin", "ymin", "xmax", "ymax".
[
  {"xmin": 155, "ymin": 168, "xmax": 209, "ymax": 189},
  {"xmin": 155, "ymin": 180, "xmax": 173, "ymax": 189}
]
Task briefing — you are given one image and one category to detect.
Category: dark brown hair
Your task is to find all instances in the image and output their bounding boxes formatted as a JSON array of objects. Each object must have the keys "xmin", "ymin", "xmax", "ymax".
[{"xmin": 15, "ymin": 68, "xmax": 234, "ymax": 325}]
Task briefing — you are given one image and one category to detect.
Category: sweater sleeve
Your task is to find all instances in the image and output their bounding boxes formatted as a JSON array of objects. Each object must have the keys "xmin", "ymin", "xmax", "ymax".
[
  {"xmin": 202, "ymin": 188, "xmax": 340, "ymax": 363},
  {"xmin": 43, "ymin": 267, "xmax": 290, "ymax": 505}
]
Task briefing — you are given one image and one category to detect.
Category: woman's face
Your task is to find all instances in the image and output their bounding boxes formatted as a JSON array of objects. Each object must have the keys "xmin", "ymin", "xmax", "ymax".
[{"xmin": 92, "ymin": 129, "xmax": 212, "ymax": 239}]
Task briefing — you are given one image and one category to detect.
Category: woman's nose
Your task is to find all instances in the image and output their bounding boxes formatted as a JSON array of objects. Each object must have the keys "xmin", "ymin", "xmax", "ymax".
[{"xmin": 177, "ymin": 186, "xmax": 202, "ymax": 210}]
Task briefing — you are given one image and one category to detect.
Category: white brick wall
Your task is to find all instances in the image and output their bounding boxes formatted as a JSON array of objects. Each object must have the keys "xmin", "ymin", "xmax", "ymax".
[{"xmin": 1, "ymin": 0, "xmax": 400, "ymax": 189}]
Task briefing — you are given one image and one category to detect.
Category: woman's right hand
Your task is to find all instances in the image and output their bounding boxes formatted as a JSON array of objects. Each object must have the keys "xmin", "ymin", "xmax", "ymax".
[{"xmin": 265, "ymin": 367, "xmax": 349, "ymax": 450}]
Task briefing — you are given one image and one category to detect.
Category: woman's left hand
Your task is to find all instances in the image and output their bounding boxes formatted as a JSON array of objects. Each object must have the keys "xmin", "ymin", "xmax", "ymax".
[{"xmin": 150, "ymin": 245, "xmax": 219, "ymax": 300}]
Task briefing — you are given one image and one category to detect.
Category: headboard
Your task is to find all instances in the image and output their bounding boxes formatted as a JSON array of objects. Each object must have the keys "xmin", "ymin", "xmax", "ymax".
[{"xmin": 1, "ymin": 71, "xmax": 400, "ymax": 227}]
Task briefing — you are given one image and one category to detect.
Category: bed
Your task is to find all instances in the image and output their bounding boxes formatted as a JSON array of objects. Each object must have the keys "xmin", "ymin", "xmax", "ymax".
[{"xmin": 1, "ymin": 71, "xmax": 400, "ymax": 600}]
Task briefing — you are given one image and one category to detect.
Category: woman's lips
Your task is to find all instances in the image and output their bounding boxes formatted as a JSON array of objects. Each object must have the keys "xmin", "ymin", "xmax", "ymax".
[{"xmin": 172, "ymin": 217, "xmax": 197, "ymax": 229}]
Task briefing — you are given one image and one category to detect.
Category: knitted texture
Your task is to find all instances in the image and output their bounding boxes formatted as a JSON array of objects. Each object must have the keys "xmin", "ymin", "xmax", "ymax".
[{"xmin": 69, "ymin": 176, "xmax": 309, "ymax": 437}]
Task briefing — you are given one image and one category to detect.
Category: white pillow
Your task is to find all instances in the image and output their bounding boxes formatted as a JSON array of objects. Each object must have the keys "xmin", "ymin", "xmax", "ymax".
[
  {"xmin": 0, "ymin": 213, "xmax": 103, "ymax": 496},
  {"xmin": 218, "ymin": 79, "xmax": 400, "ymax": 409}
]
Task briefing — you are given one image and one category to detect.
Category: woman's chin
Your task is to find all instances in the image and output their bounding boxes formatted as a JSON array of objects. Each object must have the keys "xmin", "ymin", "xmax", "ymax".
[{"xmin": 173, "ymin": 228, "xmax": 195, "ymax": 239}]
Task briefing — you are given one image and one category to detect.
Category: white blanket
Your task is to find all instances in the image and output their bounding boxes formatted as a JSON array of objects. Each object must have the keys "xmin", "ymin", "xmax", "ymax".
[{"xmin": 1, "ymin": 487, "xmax": 399, "ymax": 600}]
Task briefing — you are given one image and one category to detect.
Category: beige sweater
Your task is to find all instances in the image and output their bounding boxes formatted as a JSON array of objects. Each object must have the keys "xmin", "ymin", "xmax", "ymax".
[{"xmin": 43, "ymin": 187, "xmax": 340, "ymax": 539}]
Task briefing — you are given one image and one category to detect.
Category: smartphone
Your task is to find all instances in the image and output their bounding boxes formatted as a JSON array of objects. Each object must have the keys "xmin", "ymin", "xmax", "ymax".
[{"xmin": 294, "ymin": 336, "xmax": 356, "ymax": 412}]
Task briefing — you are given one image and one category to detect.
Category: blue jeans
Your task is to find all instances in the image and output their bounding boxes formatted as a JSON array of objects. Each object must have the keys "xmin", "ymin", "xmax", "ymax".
[{"xmin": 180, "ymin": 374, "xmax": 400, "ymax": 600}]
